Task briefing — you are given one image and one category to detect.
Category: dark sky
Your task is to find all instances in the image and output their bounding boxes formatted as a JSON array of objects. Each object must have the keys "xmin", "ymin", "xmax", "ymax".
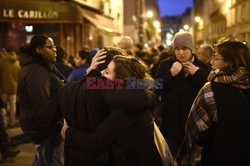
[{"xmin": 158, "ymin": 0, "xmax": 193, "ymax": 17}]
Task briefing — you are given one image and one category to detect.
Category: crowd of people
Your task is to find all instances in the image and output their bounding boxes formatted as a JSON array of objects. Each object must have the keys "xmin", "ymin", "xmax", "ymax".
[{"xmin": 0, "ymin": 32, "xmax": 249, "ymax": 166}]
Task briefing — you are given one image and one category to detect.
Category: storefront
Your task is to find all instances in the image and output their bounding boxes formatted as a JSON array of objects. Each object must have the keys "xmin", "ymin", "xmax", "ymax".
[
  {"xmin": 81, "ymin": 8, "xmax": 121, "ymax": 49},
  {"xmin": 0, "ymin": 0, "xmax": 83, "ymax": 56}
]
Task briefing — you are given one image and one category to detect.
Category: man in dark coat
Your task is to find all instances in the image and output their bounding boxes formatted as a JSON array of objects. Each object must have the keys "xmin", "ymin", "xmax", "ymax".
[{"xmin": 155, "ymin": 32, "xmax": 210, "ymax": 157}]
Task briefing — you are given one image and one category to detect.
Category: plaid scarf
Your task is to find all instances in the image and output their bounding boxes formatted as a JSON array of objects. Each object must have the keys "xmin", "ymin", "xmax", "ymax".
[
  {"xmin": 208, "ymin": 67, "xmax": 250, "ymax": 89},
  {"xmin": 176, "ymin": 67, "xmax": 250, "ymax": 165}
]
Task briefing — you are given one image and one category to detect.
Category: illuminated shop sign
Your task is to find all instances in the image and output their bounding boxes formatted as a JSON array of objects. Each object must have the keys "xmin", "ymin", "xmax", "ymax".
[
  {"xmin": 3, "ymin": 9, "xmax": 59, "ymax": 19},
  {"xmin": 0, "ymin": 1, "xmax": 82, "ymax": 21}
]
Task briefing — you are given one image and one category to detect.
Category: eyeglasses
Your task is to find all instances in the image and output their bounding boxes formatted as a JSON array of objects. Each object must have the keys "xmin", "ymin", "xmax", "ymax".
[{"xmin": 43, "ymin": 45, "xmax": 56, "ymax": 49}]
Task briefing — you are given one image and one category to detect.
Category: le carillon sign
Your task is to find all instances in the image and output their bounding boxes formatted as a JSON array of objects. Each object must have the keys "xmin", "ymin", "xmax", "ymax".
[{"xmin": 0, "ymin": 0, "xmax": 82, "ymax": 22}]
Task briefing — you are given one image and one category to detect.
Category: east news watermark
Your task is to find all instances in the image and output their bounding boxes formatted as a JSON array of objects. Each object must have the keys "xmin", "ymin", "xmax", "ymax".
[{"xmin": 86, "ymin": 77, "xmax": 163, "ymax": 89}]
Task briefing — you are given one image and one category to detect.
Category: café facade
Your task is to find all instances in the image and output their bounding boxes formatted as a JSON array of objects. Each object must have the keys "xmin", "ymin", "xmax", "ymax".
[{"xmin": 0, "ymin": 0, "xmax": 121, "ymax": 56}]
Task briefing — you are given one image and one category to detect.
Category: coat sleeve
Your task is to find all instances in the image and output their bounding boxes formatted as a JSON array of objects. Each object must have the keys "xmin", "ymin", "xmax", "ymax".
[
  {"xmin": 65, "ymin": 108, "xmax": 136, "ymax": 160},
  {"xmin": 155, "ymin": 60, "xmax": 173, "ymax": 87},
  {"xmin": 36, "ymin": 92, "xmax": 63, "ymax": 132}
]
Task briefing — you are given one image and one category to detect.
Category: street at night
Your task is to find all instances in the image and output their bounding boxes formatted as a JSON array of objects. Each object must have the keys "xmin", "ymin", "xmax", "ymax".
[{"xmin": 0, "ymin": 0, "xmax": 250, "ymax": 165}]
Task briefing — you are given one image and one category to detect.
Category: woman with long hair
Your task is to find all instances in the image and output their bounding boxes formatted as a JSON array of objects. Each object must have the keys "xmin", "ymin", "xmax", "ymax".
[
  {"xmin": 177, "ymin": 38, "xmax": 250, "ymax": 166},
  {"xmin": 60, "ymin": 53, "xmax": 172, "ymax": 166}
]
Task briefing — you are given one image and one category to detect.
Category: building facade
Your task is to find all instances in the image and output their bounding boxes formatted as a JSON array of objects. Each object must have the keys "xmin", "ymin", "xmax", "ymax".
[
  {"xmin": 0, "ymin": 0, "xmax": 123, "ymax": 56},
  {"xmin": 123, "ymin": 0, "xmax": 160, "ymax": 43},
  {"xmin": 193, "ymin": 0, "xmax": 250, "ymax": 47}
]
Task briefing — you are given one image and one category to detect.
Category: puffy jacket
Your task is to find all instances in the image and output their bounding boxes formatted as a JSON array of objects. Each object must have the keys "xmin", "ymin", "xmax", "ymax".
[{"xmin": 18, "ymin": 53, "xmax": 65, "ymax": 144}]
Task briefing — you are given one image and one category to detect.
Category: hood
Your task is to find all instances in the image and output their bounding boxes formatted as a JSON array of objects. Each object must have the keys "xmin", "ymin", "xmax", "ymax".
[
  {"xmin": 19, "ymin": 54, "xmax": 39, "ymax": 67},
  {"xmin": 208, "ymin": 67, "xmax": 250, "ymax": 89},
  {"xmin": 6, "ymin": 52, "xmax": 17, "ymax": 63},
  {"xmin": 19, "ymin": 53, "xmax": 51, "ymax": 69}
]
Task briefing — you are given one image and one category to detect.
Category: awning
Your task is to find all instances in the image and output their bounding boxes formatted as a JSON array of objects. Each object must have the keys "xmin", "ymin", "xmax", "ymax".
[
  {"xmin": 81, "ymin": 8, "xmax": 121, "ymax": 36},
  {"xmin": 0, "ymin": 0, "xmax": 82, "ymax": 23}
]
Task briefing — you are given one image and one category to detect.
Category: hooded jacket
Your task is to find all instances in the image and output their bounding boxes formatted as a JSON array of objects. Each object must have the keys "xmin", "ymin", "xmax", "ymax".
[
  {"xmin": 18, "ymin": 53, "xmax": 65, "ymax": 144},
  {"xmin": 0, "ymin": 52, "xmax": 20, "ymax": 94}
]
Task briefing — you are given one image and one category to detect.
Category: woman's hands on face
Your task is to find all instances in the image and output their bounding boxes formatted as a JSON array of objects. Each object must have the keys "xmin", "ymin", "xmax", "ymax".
[
  {"xmin": 61, "ymin": 119, "xmax": 69, "ymax": 141},
  {"xmin": 86, "ymin": 49, "xmax": 107, "ymax": 74}
]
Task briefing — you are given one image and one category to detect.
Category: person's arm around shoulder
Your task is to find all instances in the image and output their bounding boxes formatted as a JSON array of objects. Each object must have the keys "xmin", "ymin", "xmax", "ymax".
[{"xmin": 61, "ymin": 108, "xmax": 136, "ymax": 161}]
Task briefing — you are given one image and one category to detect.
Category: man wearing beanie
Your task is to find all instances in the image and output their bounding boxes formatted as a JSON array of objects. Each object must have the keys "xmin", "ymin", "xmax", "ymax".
[{"xmin": 155, "ymin": 32, "xmax": 210, "ymax": 159}]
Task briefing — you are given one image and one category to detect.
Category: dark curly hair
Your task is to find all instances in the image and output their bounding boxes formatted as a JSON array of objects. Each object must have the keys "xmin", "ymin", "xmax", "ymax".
[{"xmin": 96, "ymin": 46, "xmax": 126, "ymax": 71}]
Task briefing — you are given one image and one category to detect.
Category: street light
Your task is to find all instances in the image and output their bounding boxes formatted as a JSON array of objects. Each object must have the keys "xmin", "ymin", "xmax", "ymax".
[
  {"xmin": 194, "ymin": 16, "xmax": 201, "ymax": 44},
  {"xmin": 183, "ymin": 24, "xmax": 189, "ymax": 31},
  {"xmin": 153, "ymin": 20, "xmax": 160, "ymax": 28},
  {"xmin": 157, "ymin": 28, "xmax": 161, "ymax": 33},
  {"xmin": 195, "ymin": 16, "xmax": 201, "ymax": 23},
  {"xmin": 146, "ymin": 11, "xmax": 153, "ymax": 18}
]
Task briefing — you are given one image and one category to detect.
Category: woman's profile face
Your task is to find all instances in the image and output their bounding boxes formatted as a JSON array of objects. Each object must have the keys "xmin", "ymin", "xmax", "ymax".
[
  {"xmin": 210, "ymin": 52, "xmax": 228, "ymax": 70},
  {"xmin": 74, "ymin": 54, "xmax": 86, "ymax": 67},
  {"xmin": 102, "ymin": 60, "xmax": 116, "ymax": 80},
  {"xmin": 39, "ymin": 37, "xmax": 57, "ymax": 63}
]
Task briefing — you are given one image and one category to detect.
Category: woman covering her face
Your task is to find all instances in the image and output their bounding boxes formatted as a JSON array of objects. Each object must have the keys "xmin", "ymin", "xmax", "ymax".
[
  {"xmin": 60, "ymin": 51, "xmax": 173, "ymax": 166},
  {"xmin": 177, "ymin": 38, "xmax": 250, "ymax": 166}
]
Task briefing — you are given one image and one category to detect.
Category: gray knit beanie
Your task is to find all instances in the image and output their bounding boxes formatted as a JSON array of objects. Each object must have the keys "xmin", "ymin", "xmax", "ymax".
[{"xmin": 173, "ymin": 32, "xmax": 194, "ymax": 51}]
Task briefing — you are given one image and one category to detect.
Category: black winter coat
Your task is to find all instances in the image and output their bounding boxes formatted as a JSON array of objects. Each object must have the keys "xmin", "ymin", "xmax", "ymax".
[
  {"xmin": 18, "ymin": 54, "xmax": 65, "ymax": 144},
  {"xmin": 155, "ymin": 55, "xmax": 210, "ymax": 156},
  {"xmin": 197, "ymin": 83, "xmax": 250, "ymax": 166},
  {"xmin": 65, "ymin": 88, "xmax": 164, "ymax": 166},
  {"xmin": 54, "ymin": 61, "xmax": 74, "ymax": 78},
  {"xmin": 57, "ymin": 70, "xmax": 109, "ymax": 165},
  {"xmin": 57, "ymin": 69, "xmax": 163, "ymax": 166}
]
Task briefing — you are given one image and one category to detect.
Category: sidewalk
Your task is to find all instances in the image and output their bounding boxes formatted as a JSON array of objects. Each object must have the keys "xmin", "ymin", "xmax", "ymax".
[{"xmin": 0, "ymin": 127, "xmax": 35, "ymax": 166}]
